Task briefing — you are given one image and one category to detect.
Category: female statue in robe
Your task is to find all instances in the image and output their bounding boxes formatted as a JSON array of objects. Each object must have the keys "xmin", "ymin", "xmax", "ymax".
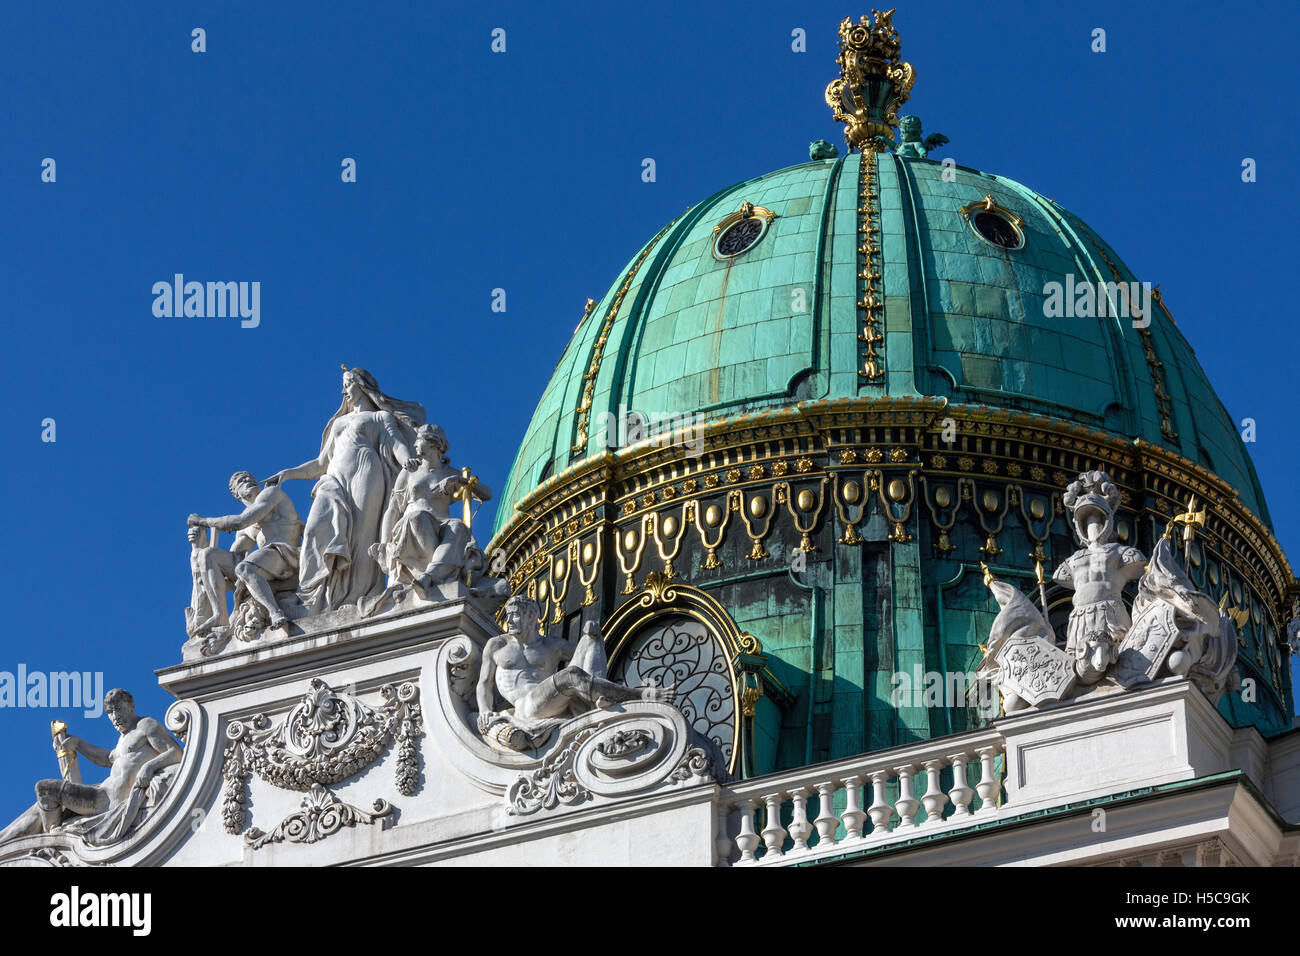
[
  {"xmin": 369, "ymin": 423, "xmax": 493, "ymax": 599},
  {"xmin": 266, "ymin": 367, "xmax": 424, "ymax": 613}
]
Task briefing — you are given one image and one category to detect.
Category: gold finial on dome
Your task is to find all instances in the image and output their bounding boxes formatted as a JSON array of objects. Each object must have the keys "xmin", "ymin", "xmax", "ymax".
[{"xmin": 824, "ymin": 10, "xmax": 916, "ymax": 152}]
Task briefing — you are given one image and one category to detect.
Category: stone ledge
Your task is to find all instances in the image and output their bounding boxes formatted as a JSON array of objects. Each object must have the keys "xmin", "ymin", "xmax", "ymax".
[{"xmin": 157, "ymin": 598, "xmax": 500, "ymax": 700}]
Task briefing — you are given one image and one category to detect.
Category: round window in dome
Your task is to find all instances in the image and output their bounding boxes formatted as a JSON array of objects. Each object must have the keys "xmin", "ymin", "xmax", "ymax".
[
  {"xmin": 713, "ymin": 216, "xmax": 767, "ymax": 258},
  {"xmin": 970, "ymin": 209, "xmax": 1023, "ymax": 250}
]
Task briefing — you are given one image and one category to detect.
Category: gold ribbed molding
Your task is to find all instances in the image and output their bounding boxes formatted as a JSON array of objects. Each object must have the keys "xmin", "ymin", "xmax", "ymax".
[
  {"xmin": 570, "ymin": 216, "xmax": 681, "ymax": 455},
  {"xmin": 489, "ymin": 398, "xmax": 1296, "ymax": 651},
  {"xmin": 856, "ymin": 152, "xmax": 885, "ymax": 384}
]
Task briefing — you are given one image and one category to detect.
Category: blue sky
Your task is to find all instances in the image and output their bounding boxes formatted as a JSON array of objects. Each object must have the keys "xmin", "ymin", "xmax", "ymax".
[{"xmin": 0, "ymin": 0, "xmax": 1296, "ymax": 818}]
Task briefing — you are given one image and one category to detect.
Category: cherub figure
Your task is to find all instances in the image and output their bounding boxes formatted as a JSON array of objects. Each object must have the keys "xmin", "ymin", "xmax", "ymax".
[{"xmin": 893, "ymin": 114, "xmax": 949, "ymax": 159}]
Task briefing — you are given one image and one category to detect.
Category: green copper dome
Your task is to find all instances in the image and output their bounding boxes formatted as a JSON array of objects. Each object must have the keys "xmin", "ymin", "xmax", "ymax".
[{"xmin": 494, "ymin": 154, "xmax": 1269, "ymax": 536}]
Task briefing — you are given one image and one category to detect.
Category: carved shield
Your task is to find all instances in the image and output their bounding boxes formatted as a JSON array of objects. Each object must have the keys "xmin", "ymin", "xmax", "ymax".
[
  {"xmin": 994, "ymin": 634, "xmax": 1076, "ymax": 706},
  {"xmin": 1114, "ymin": 603, "xmax": 1180, "ymax": 687}
]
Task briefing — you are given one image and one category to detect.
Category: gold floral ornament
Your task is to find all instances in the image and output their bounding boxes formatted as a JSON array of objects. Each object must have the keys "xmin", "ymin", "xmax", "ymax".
[
  {"xmin": 712, "ymin": 201, "xmax": 777, "ymax": 236},
  {"xmin": 824, "ymin": 10, "xmax": 916, "ymax": 153},
  {"xmin": 856, "ymin": 150, "xmax": 884, "ymax": 383}
]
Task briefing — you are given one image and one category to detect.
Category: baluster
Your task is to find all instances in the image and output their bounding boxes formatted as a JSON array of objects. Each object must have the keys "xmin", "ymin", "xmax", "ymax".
[
  {"xmin": 716, "ymin": 801, "xmax": 736, "ymax": 865},
  {"xmin": 920, "ymin": 759, "xmax": 949, "ymax": 825},
  {"xmin": 813, "ymin": 780, "xmax": 840, "ymax": 848},
  {"xmin": 734, "ymin": 799, "xmax": 760, "ymax": 864},
  {"xmin": 867, "ymin": 769, "xmax": 892, "ymax": 834},
  {"xmin": 761, "ymin": 792, "xmax": 787, "ymax": 859},
  {"xmin": 894, "ymin": 764, "xmax": 919, "ymax": 829},
  {"xmin": 788, "ymin": 787, "xmax": 812, "ymax": 852},
  {"xmin": 975, "ymin": 746, "xmax": 1000, "ymax": 815},
  {"xmin": 841, "ymin": 775, "xmax": 867, "ymax": 840},
  {"xmin": 948, "ymin": 752, "xmax": 974, "ymax": 817}
]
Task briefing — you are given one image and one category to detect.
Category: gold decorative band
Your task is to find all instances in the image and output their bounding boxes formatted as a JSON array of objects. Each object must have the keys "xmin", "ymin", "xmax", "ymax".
[{"xmin": 491, "ymin": 397, "xmax": 1296, "ymax": 656}]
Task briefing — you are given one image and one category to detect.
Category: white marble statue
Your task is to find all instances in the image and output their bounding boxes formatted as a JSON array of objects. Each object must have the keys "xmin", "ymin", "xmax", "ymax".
[
  {"xmin": 1052, "ymin": 471, "xmax": 1147, "ymax": 683},
  {"xmin": 474, "ymin": 596, "xmax": 676, "ymax": 753},
  {"xmin": 186, "ymin": 471, "xmax": 304, "ymax": 648},
  {"xmin": 0, "ymin": 690, "xmax": 182, "ymax": 847},
  {"xmin": 977, "ymin": 470, "xmax": 1240, "ymax": 712},
  {"xmin": 977, "ymin": 572, "xmax": 1075, "ymax": 713},
  {"xmin": 266, "ymin": 367, "xmax": 425, "ymax": 614},
  {"xmin": 364, "ymin": 423, "xmax": 506, "ymax": 613},
  {"xmin": 1115, "ymin": 534, "xmax": 1241, "ymax": 700},
  {"xmin": 185, "ymin": 526, "xmax": 220, "ymax": 642}
]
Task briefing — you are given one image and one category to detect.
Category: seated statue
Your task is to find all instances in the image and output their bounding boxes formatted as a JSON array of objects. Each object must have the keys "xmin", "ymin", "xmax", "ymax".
[
  {"xmin": 474, "ymin": 596, "xmax": 675, "ymax": 753},
  {"xmin": 1052, "ymin": 471, "xmax": 1147, "ymax": 683},
  {"xmin": 365, "ymin": 424, "xmax": 506, "ymax": 612},
  {"xmin": 0, "ymin": 690, "xmax": 182, "ymax": 847},
  {"xmin": 186, "ymin": 471, "xmax": 304, "ymax": 648}
]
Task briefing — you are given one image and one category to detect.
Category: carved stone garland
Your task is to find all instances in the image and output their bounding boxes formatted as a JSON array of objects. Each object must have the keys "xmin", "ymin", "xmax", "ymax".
[{"xmin": 221, "ymin": 678, "xmax": 422, "ymax": 836}]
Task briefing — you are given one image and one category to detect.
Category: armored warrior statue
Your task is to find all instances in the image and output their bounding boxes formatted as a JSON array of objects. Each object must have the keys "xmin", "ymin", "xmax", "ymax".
[
  {"xmin": 1052, "ymin": 471, "xmax": 1147, "ymax": 683},
  {"xmin": 978, "ymin": 470, "xmax": 1241, "ymax": 712}
]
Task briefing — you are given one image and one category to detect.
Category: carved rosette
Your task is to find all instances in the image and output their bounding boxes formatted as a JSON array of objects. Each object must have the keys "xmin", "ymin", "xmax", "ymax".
[{"xmin": 221, "ymin": 678, "xmax": 421, "ymax": 835}]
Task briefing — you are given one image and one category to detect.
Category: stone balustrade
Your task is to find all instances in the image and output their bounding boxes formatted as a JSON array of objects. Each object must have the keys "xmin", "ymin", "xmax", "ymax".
[{"xmin": 721, "ymin": 727, "xmax": 1006, "ymax": 865}]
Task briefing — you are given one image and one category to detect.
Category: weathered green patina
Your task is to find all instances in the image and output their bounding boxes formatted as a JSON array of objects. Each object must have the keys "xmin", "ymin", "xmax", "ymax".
[{"xmin": 490, "ymin": 153, "xmax": 1293, "ymax": 775}]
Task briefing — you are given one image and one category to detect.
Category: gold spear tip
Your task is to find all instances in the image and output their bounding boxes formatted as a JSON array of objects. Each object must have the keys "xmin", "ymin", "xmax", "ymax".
[{"xmin": 980, "ymin": 561, "xmax": 994, "ymax": 586}]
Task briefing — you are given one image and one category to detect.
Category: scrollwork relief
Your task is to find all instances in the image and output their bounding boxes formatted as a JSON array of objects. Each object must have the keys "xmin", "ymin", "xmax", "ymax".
[{"xmin": 244, "ymin": 784, "xmax": 393, "ymax": 849}]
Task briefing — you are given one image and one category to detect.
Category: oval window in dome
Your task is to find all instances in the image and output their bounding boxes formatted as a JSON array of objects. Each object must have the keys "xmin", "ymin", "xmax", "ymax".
[
  {"xmin": 713, "ymin": 216, "xmax": 767, "ymax": 258},
  {"xmin": 971, "ymin": 209, "xmax": 1023, "ymax": 250}
]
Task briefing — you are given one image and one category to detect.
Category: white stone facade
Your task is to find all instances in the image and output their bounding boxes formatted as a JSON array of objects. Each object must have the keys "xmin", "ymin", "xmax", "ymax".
[{"xmin": 1, "ymin": 597, "xmax": 1295, "ymax": 868}]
